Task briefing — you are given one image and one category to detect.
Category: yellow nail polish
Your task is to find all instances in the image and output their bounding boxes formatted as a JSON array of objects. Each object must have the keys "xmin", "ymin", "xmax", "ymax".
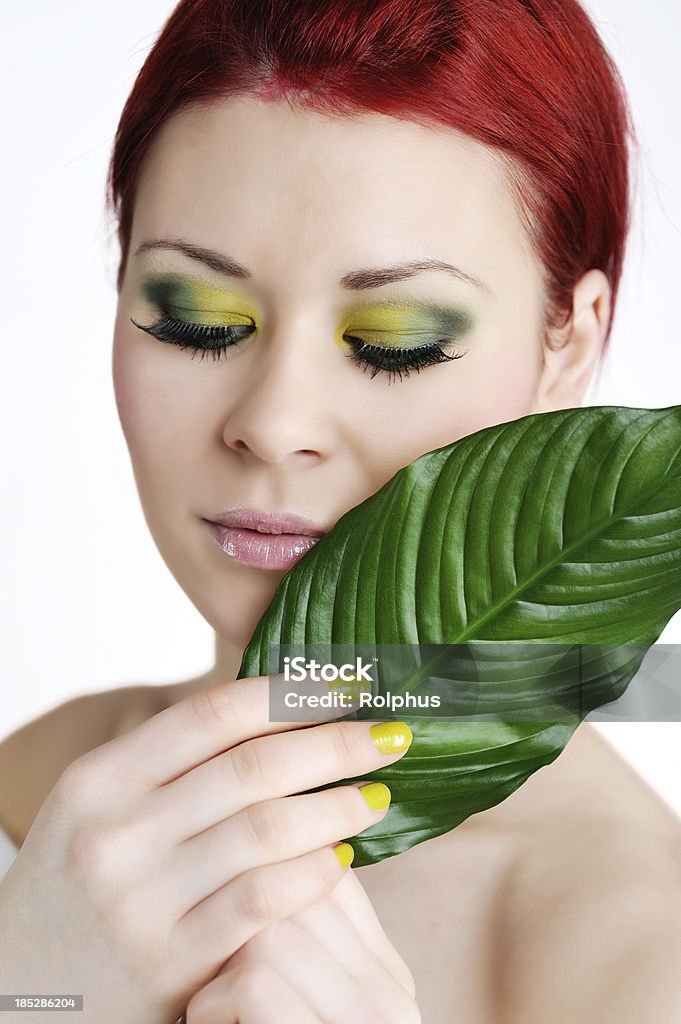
[
  {"xmin": 359, "ymin": 782, "xmax": 392, "ymax": 810},
  {"xmin": 334, "ymin": 842, "xmax": 355, "ymax": 868},
  {"xmin": 369, "ymin": 721, "xmax": 413, "ymax": 754}
]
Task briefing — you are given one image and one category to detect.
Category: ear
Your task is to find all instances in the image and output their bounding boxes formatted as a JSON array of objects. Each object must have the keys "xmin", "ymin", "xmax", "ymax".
[{"xmin": 530, "ymin": 269, "xmax": 611, "ymax": 414}]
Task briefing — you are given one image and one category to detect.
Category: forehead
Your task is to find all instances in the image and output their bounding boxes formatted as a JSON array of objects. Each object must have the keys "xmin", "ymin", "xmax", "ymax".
[{"xmin": 130, "ymin": 95, "xmax": 535, "ymax": 295}]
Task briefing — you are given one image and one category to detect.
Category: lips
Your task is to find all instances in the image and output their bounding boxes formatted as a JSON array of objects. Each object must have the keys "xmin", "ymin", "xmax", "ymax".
[
  {"xmin": 205, "ymin": 506, "xmax": 328, "ymax": 536},
  {"xmin": 203, "ymin": 506, "xmax": 329, "ymax": 570}
]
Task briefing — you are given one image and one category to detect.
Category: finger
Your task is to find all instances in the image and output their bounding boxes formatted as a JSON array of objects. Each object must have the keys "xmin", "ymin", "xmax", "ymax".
[
  {"xmin": 292, "ymin": 883, "xmax": 417, "ymax": 1004},
  {"xmin": 141, "ymin": 719, "xmax": 411, "ymax": 843},
  {"xmin": 90, "ymin": 673, "xmax": 325, "ymax": 789},
  {"xmin": 326, "ymin": 871, "xmax": 417, "ymax": 996},
  {"xmin": 165, "ymin": 784, "xmax": 390, "ymax": 915},
  {"xmin": 235, "ymin": 916, "xmax": 393, "ymax": 1024},
  {"xmin": 185, "ymin": 962, "xmax": 321, "ymax": 1024},
  {"xmin": 173, "ymin": 843, "xmax": 354, "ymax": 981}
]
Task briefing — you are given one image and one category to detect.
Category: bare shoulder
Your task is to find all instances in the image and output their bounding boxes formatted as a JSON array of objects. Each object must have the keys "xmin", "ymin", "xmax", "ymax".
[
  {"xmin": 495, "ymin": 722, "xmax": 681, "ymax": 903},
  {"xmin": 0, "ymin": 684, "xmax": 168, "ymax": 846},
  {"xmin": 492, "ymin": 723, "xmax": 681, "ymax": 1022},
  {"xmin": 361, "ymin": 724, "xmax": 681, "ymax": 1024},
  {"xmin": 477, "ymin": 722, "xmax": 681, "ymax": 841}
]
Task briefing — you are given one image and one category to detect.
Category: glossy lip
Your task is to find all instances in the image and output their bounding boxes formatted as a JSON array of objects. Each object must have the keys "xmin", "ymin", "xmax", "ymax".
[
  {"xmin": 203, "ymin": 506, "xmax": 329, "ymax": 536},
  {"xmin": 202, "ymin": 507, "xmax": 330, "ymax": 570}
]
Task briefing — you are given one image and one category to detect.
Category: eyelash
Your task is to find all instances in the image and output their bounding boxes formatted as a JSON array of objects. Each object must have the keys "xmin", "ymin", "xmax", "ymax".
[{"xmin": 130, "ymin": 312, "xmax": 468, "ymax": 383}]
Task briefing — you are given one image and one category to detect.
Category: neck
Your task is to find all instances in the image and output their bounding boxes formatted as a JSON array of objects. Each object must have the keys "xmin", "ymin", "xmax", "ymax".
[
  {"xmin": 212, "ymin": 629, "xmax": 248, "ymax": 684},
  {"xmin": 163, "ymin": 631, "xmax": 248, "ymax": 707}
]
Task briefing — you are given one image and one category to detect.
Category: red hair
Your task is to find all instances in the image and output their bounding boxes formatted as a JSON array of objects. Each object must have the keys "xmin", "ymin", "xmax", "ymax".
[{"xmin": 105, "ymin": 0, "xmax": 635, "ymax": 348}]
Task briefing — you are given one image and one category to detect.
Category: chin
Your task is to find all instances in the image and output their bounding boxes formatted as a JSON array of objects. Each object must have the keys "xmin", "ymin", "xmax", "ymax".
[{"xmin": 201, "ymin": 568, "xmax": 286, "ymax": 650}]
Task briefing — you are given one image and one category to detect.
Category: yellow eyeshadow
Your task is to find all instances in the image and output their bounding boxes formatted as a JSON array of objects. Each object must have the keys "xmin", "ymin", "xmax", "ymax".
[
  {"xmin": 141, "ymin": 274, "xmax": 474, "ymax": 349},
  {"xmin": 141, "ymin": 274, "xmax": 258, "ymax": 326},
  {"xmin": 337, "ymin": 301, "xmax": 474, "ymax": 350}
]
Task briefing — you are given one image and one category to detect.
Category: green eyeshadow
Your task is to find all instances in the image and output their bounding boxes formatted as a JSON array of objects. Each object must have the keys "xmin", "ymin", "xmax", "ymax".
[
  {"xmin": 338, "ymin": 299, "xmax": 474, "ymax": 349},
  {"xmin": 140, "ymin": 273, "xmax": 474, "ymax": 348},
  {"xmin": 140, "ymin": 273, "xmax": 257, "ymax": 327}
]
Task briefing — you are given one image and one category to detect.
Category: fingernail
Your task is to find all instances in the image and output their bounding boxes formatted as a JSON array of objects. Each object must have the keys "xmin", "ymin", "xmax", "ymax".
[
  {"xmin": 334, "ymin": 842, "xmax": 355, "ymax": 868},
  {"xmin": 359, "ymin": 782, "xmax": 392, "ymax": 810},
  {"xmin": 369, "ymin": 721, "xmax": 413, "ymax": 755}
]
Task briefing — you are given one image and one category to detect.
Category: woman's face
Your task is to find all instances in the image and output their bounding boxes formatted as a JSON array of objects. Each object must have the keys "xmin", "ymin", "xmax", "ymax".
[{"xmin": 112, "ymin": 95, "xmax": 591, "ymax": 650}]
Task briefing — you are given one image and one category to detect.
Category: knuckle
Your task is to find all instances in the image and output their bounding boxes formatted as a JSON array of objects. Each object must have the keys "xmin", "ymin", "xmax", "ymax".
[
  {"xmin": 66, "ymin": 822, "xmax": 133, "ymax": 902},
  {"xmin": 236, "ymin": 868, "xmax": 281, "ymax": 925},
  {"xmin": 190, "ymin": 684, "xmax": 239, "ymax": 731},
  {"xmin": 228, "ymin": 739, "xmax": 268, "ymax": 793},
  {"xmin": 236, "ymin": 917, "xmax": 287, "ymax": 963},
  {"xmin": 243, "ymin": 799, "xmax": 289, "ymax": 856},
  {"xmin": 330, "ymin": 723, "xmax": 360, "ymax": 768},
  {"xmin": 185, "ymin": 986, "xmax": 215, "ymax": 1023},
  {"xmin": 56, "ymin": 753, "xmax": 101, "ymax": 806},
  {"xmin": 185, "ymin": 966, "xmax": 235, "ymax": 1023},
  {"xmin": 99, "ymin": 888, "xmax": 175, "ymax": 997},
  {"xmin": 187, "ymin": 960, "xmax": 274, "ymax": 1020},
  {"xmin": 105, "ymin": 884, "xmax": 145, "ymax": 940},
  {"xmin": 233, "ymin": 963, "xmax": 271, "ymax": 1005},
  {"xmin": 68, "ymin": 824, "xmax": 117, "ymax": 878}
]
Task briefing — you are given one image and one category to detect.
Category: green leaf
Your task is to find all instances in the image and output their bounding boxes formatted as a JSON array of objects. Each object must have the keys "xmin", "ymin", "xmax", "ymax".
[{"xmin": 237, "ymin": 405, "xmax": 681, "ymax": 866}]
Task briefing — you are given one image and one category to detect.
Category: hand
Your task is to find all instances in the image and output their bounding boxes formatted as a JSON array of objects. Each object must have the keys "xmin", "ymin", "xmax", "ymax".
[
  {"xmin": 184, "ymin": 868, "xmax": 421, "ymax": 1024},
  {"xmin": 0, "ymin": 675, "xmax": 412, "ymax": 1023}
]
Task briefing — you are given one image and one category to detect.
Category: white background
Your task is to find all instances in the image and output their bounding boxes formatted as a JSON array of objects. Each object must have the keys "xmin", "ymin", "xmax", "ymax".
[{"xmin": 1, "ymin": 3, "xmax": 680, "ymax": 810}]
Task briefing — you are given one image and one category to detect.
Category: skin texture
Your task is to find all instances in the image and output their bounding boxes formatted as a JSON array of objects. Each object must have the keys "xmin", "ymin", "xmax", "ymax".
[
  {"xmin": 110, "ymin": 93, "xmax": 678, "ymax": 1022},
  {"xmin": 112, "ymin": 95, "xmax": 610, "ymax": 673},
  {"xmin": 2, "ymin": 98, "xmax": 680, "ymax": 1024},
  {"xmin": 10, "ymin": 93, "xmax": 672, "ymax": 1022}
]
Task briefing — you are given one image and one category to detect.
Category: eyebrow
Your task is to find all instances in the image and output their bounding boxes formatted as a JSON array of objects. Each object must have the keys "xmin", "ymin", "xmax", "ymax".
[{"xmin": 133, "ymin": 238, "xmax": 489, "ymax": 292}]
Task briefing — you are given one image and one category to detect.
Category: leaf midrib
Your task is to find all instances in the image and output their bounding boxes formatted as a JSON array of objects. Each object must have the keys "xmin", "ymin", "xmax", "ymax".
[{"xmin": 450, "ymin": 458, "xmax": 681, "ymax": 644}]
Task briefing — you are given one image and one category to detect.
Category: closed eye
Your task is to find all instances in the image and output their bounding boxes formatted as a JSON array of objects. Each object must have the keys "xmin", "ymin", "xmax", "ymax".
[
  {"xmin": 130, "ymin": 312, "xmax": 468, "ymax": 381},
  {"xmin": 130, "ymin": 313, "xmax": 254, "ymax": 361}
]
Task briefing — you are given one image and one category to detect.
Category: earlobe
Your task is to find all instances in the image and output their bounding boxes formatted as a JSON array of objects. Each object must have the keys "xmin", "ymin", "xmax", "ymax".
[{"xmin": 531, "ymin": 269, "xmax": 611, "ymax": 414}]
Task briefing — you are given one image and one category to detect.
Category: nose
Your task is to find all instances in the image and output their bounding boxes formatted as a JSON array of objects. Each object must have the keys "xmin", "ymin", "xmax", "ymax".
[{"xmin": 221, "ymin": 327, "xmax": 335, "ymax": 465}]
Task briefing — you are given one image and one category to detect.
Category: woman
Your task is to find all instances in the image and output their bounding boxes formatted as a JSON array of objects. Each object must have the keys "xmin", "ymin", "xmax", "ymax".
[{"xmin": 2, "ymin": 0, "xmax": 681, "ymax": 1021}]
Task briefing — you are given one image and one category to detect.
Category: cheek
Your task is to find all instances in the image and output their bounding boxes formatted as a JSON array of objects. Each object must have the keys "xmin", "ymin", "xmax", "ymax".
[
  {"xmin": 382, "ymin": 329, "xmax": 540, "ymax": 458},
  {"xmin": 356, "ymin": 328, "xmax": 543, "ymax": 486},
  {"xmin": 455, "ymin": 341, "xmax": 543, "ymax": 434},
  {"xmin": 111, "ymin": 324, "xmax": 206, "ymax": 484},
  {"xmin": 112, "ymin": 323, "xmax": 144, "ymax": 452}
]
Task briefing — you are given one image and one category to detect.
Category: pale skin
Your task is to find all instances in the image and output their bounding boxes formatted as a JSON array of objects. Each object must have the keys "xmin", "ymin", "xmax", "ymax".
[{"xmin": 1, "ymin": 94, "xmax": 681, "ymax": 1022}]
